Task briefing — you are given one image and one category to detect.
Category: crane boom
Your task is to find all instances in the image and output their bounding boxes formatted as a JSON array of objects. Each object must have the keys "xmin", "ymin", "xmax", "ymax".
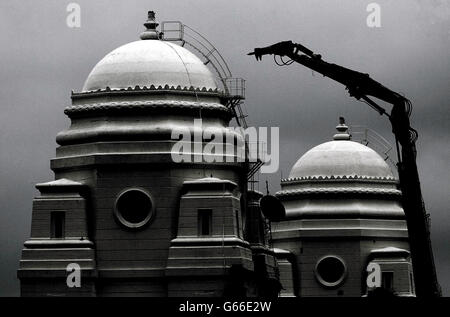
[{"xmin": 249, "ymin": 40, "xmax": 441, "ymax": 297}]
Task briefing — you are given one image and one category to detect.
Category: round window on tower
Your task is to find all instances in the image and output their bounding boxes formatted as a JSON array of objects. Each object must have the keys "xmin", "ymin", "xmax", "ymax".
[
  {"xmin": 315, "ymin": 255, "xmax": 347, "ymax": 288},
  {"xmin": 114, "ymin": 188, "xmax": 155, "ymax": 229}
]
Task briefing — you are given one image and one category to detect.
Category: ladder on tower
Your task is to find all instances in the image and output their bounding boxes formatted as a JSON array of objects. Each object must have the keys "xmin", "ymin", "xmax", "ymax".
[
  {"xmin": 349, "ymin": 125, "xmax": 397, "ymax": 173},
  {"xmin": 160, "ymin": 21, "xmax": 264, "ymax": 181}
]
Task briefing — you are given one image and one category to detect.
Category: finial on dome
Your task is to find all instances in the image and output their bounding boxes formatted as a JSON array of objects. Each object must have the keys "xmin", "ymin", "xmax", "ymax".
[
  {"xmin": 140, "ymin": 10, "xmax": 160, "ymax": 40},
  {"xmin": 333, "ymin": 116, "xmax": 351, "ymax": 140}
]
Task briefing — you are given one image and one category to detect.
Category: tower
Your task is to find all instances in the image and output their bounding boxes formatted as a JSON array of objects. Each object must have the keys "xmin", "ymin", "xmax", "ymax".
[
  {"xmin": 17, "ymin": 12, "xmax": 277, "ymax": 297},
  {"xmin": 272, "ymin": 119, "xmax": 415, "ymax": 297}
]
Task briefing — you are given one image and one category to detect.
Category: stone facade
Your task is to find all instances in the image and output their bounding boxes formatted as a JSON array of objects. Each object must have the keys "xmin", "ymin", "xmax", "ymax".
[
  {"xmin": 271, "ymin": 121, "xmax": 415, "ymax": 297},
  {"xmin": 18, "ymin": 12, "xmax": 413, "ymax": 297},
  {"xmin": 18, "ymin": 13, "xmax": 277, "ymax": 297}
]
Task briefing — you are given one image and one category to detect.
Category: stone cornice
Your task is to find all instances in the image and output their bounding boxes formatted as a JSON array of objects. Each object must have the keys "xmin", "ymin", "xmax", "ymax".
[
  {"xmin": 183, "ymin": 177, "xmax": 238, "ymax": 192},
  {"xmin": 65, "ymin": 100, "xmax": 231, "ymax": 116},
  {"xmin": 276, "ymin": 187, "xmax": 402, "ymax": 198},
  {"xmin": 281, "ymin": 174, "xmax": 397, "ymax": 183},
  {"xmin": 35, "ymin": 178, "xmax": 88, "ymax": 195},
  {"xmin": 71, "ymin": 84, "xmax": 223, "ymax": 100}
]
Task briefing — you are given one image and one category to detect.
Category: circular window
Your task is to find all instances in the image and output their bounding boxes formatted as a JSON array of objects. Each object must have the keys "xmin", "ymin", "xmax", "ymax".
[
  {"xmin": 315, "ymin": 255, "xmax": 347, "ymax": 288},
  {"xmin": 114, "ymin": 188, "xmax": 155, "ymax": 229}
]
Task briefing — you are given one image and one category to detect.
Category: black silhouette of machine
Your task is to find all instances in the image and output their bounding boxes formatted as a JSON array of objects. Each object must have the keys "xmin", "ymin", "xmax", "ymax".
[{"xmin": 249, "ymin": 40, "xmax": 441, "ymax": 297}]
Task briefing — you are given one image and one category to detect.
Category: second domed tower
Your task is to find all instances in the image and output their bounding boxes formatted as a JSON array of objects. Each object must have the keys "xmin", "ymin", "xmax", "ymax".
[{"xmin": 272, "ymin": 119, "xmax": 415, "ymax": 297}]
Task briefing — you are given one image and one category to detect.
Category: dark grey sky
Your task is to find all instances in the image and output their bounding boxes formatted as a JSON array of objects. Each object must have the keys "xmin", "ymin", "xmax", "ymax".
[{"xmin": 1, "ymin": 0, "xmax": 449, "ymax": 296}]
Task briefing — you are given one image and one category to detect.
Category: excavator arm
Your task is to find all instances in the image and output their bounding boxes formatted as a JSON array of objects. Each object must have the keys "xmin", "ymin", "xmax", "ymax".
[{"xmin": 249, "ymin": 41, "xmax": 441, "ymax": 297}]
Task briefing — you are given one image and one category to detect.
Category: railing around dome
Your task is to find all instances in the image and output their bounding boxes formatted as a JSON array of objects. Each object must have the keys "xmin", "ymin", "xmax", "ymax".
[
  {"xmin": 160, "ymin": 22, "xmax": 247, "ymax": 121},
  {"xmin": 160, "ymin": 22, "xmax": 240, "ymax": 97},
  {"xmin": 349, "ymin": 125, "xmax": 397, "ymax": 173},
  {"xmin": 160, "ymin": 21, "xmax": 263, "ymax": 182}
]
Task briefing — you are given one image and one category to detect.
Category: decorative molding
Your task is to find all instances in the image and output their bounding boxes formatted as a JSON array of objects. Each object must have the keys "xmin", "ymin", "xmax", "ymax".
[
  {"xmin": 65, "ymin": 100, "xmax": 230, "ymax": 115},
  {"xmin": 23, "ymin": 239, "xmax": 94, "ymax": 248},
  {"xmin": 35, "ymin": 178, "xmax": 87, "ymax": 194},
  {"xmin": 276, "ymin": 187, "xmax": 402, "ymax": 198},
  {"xmin": 72, "ymin": 84, "xmax": 223, "ymax": 98},
  {"xmin": 36, "ymin": 178, "xmax": 84, "ymax": 187},
  {"xmin": 182, "ymin": 177, "xmax": 238, "ymax": 193},
  {"xmin": 281, "ymin": 174, "xmax": 397, "ymax": 183}
]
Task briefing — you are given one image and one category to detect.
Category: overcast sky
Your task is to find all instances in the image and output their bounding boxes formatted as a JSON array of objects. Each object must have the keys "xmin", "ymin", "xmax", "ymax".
[{"xmin": 1, "ymin": 0, "xmax": 449, "ymax": 296}]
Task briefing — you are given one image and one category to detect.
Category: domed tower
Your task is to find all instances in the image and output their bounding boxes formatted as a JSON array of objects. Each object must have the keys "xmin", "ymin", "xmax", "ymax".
[
  {"xmin": 18, "ymin": 12, "xmax": 276, "ymax": 297},
  {"xmin": 272, "ymin": 119, "xmax": 415, "ymax": 297}
]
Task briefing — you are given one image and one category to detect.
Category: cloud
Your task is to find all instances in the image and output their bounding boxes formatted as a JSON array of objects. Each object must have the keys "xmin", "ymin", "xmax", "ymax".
[{"xmin": 1, "ymin": 0, "xmax": 448, "ymax": 295}]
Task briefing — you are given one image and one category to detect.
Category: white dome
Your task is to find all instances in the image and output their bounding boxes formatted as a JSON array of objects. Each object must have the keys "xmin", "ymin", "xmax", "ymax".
[
  {"xmin": 82, "ymin": 40, "xmax": 218, "ymax": 92},
  {"xmin": 277, "ymin": 121, "xmax": 403, "ymax": 221},
  {"xmin": 289, "ymin": 140, "xmax": 394, "ymax": 179}
]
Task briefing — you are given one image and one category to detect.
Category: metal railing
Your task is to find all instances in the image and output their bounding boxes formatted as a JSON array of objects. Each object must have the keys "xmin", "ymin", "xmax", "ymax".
[
  {"xmin": 160, "ymin": 20, "xmax": 262, "ymax": 181},
  {"xmin": 349, "ymin": 125, "xmax": 396, "ymax": 169},
  {"xmin": 160, "ymin": 21, "xmax": 245, "ymax": 100}
]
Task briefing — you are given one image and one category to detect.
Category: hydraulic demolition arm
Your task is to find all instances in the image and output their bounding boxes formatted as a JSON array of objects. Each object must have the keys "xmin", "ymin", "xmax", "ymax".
[{"xmin": 248, "ymin": 40, "xmax": 441, "ymax": 297}]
